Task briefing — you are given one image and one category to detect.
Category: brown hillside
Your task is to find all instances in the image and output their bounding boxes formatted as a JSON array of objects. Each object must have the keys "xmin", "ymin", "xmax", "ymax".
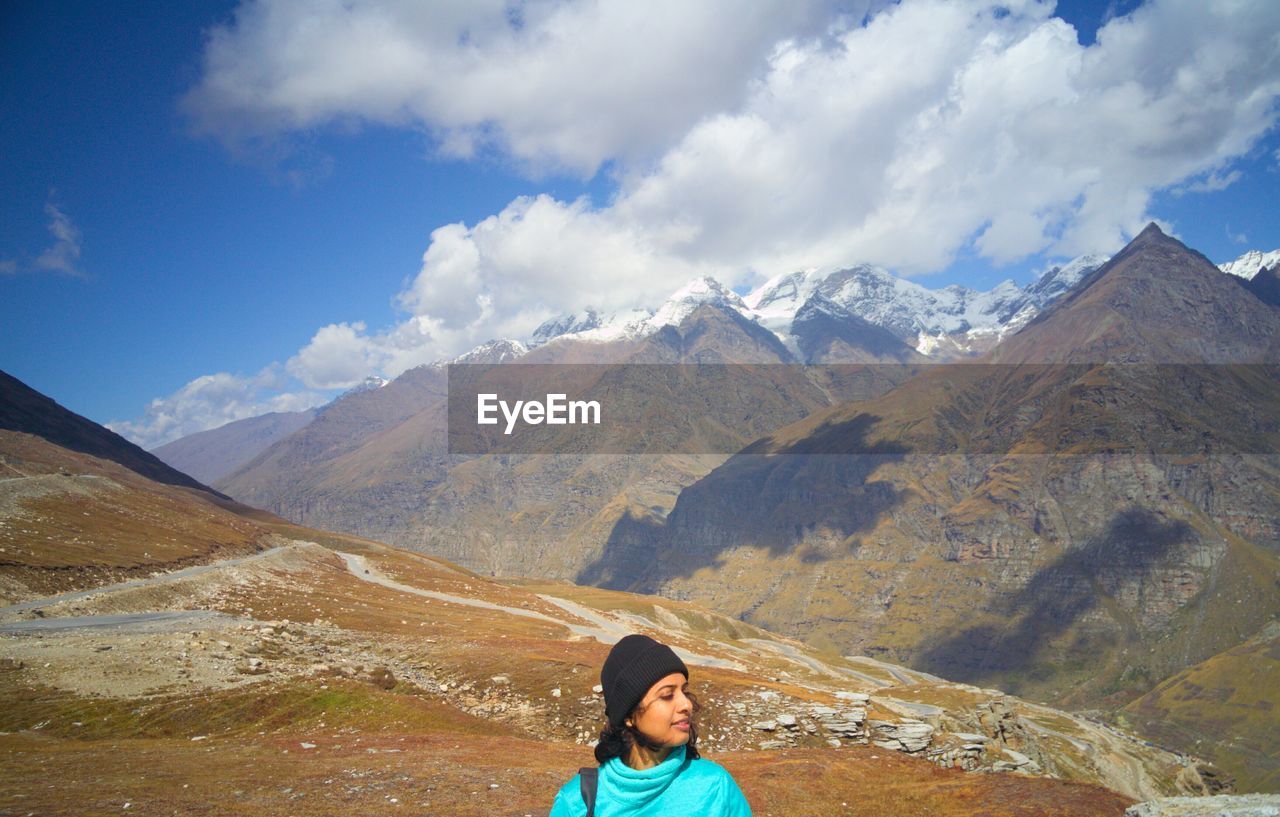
[
  {"xmin": 0, "ymin": 369, "xmax": 216, "ymax": 494},
  {"xmin": 1119, "ymin": 621, "xmax": 1280, "ymax": 793},
  {"xmin": 1, "ymin": 533, "xmax": 1190, "ymax": 814}
]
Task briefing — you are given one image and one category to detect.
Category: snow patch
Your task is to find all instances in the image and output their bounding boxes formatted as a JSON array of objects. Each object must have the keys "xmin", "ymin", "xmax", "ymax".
[{"xmin": 1219, "ymin": 248, "xmax": 1280, "ymax": 280}]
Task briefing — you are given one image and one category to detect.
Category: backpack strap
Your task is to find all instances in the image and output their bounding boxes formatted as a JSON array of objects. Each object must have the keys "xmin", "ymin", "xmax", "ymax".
[{"xmin": 578, "ymin": 767, "xmax": 599, "ymax": 817}]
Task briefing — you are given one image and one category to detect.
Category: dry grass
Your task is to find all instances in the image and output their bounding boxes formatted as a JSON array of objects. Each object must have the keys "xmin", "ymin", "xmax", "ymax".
[
  {"xmin": 1120, "ymin": 626, "xmax": 1280, "ymax": 793},
  {"xmin": 0, "ymin": 732, "xmax": 1134, "ymax": 817}
]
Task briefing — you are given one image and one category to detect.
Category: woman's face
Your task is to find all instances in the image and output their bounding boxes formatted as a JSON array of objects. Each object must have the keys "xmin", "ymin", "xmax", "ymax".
[{"xmin": 627, "ymin": 672, "xmax": 693, "ymax": 748}]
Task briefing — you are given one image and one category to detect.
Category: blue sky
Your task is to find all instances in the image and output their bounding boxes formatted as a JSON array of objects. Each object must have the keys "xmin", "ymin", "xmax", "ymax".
[{"xmin": 2, "ymin": 0, "xmax": 1278, "ymax": 448}]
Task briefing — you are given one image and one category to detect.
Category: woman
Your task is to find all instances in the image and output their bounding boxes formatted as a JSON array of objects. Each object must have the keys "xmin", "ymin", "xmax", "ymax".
[{"xmin": 549, "ymin": 634, "xmax": 752, "ymax": 816}]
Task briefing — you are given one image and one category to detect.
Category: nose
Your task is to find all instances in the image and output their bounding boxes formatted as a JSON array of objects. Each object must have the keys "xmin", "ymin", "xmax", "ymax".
[{"xmin": 675, "ymin": 689, "xmax": 692, "ymax": 715}]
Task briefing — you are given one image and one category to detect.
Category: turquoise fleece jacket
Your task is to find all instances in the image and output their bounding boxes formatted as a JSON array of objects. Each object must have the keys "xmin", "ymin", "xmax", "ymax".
[{"xmin": 549, "ymin": 746, "xmax": 752, "ymax": 817}]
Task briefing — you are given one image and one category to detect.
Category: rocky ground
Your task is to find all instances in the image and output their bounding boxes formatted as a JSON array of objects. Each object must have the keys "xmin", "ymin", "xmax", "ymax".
[{"xmin": 0, "ymin": 537, "xmax": 1226, "ymax": 815}]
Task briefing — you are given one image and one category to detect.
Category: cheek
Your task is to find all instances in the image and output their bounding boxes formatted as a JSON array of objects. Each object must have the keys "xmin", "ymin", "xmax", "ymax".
[{"xmin": 639, "ymin": 702, "xmax": 673, "ymax": 731}]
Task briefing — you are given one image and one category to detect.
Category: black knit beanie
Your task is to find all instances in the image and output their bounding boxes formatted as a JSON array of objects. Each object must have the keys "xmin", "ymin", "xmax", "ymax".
[{"xmin": 601, "ymin": 634, "xmax": 688, "ymax": 728}]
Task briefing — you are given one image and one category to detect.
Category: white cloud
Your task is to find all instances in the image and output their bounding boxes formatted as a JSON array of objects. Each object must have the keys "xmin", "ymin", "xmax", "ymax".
[
  {"xmin": 285, "ymin": 321, "xmax": 382, "ymax": 390},
  {"xmin": 108, "ymin": 366, "xmax": 327, "ymax": 450},
  {"xmin": 1176, "ymin": 168, "xmax": 1243, "ymax": 195},
  {"xmin": 190, "ymin": 0, "xmax": 1280, "ymax": 296},
  {"xmin": 35, "ymin": 201, "xmax": 84, "ymax": 276},
  {"xmin": 155, "ymin": 0, "xmax": 1280, "ymax": 437},
  {"xmin": 394, "ymin": 194, "xmax": 720, "ymax": 338},
  {"xmin": 5, "ymin": 199, "xmax": 88, "ymax": 278},
  {"xmin": 184, "ymin": 0, "xmax": 853, "ymax": 175},
  {"xmin": 387, "ymin": 0, "xmax": 1280, "ymax": 347}
]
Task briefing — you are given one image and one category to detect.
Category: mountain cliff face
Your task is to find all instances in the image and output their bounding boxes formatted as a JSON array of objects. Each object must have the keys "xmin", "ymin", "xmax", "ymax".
[
  {"xmin": 791, "ymin": 295, "xmax": 927, "ymax": 364},
  {"xmin": 583, "ymin": 227, "xmax": 1280, "ymax": 718}
]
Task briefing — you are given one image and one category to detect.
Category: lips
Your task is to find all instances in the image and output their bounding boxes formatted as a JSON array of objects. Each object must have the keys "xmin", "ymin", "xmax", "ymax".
[{"xmin": 672, "ymin": 719, "xmax": 691, "ymax": 731}]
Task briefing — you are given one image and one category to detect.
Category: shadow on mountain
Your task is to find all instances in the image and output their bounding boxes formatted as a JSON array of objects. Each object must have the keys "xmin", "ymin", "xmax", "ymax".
[
  {"xmin": 0, "ymin": 369, "xmax": 221, "ymax": 496},
  {"xmin": 578, "ymin": 413, "xmax": 910, "ymax": 589},
  {"xmin": 914, "ymin": 506, "xmax": 1194, "ymax": 689}
]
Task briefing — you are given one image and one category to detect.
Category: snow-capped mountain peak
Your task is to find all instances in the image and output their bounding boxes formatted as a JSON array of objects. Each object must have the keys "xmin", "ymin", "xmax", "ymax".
[
  {"xmin": 1026, "ymin": 254, "xmax": 1109, "ymax": 304},
  {"xmin": 530, "ymin": 277, "xmax": 754, "ymax": 347},
  {"xmin": 525, "ymin": 251, "xmax": 1114, "ymax": 361},
  {"xmin": 1219, "ymin": 248, "xmax": 1280, "ymax": 280},
  {"xmin": 648, "ymin": 276, "xmax": 750, "ymax": 328},
  {"xmin": 341, "ymin": 375, "xmax": 388, "ymax": 396},
  {"xmin": 452, "ymin": 338, "xmax": 529, "ymax": 364},
  {"xmin": 738, "ymin": 254, "xmax": 1108, "ymax": 357},
  {"xmin": 531, "ymin": 310, "xmax": 602, "ymax": 345},
  {"xmin": 742, "ymin": 267, "xmax": 823, "ymax": 312}
]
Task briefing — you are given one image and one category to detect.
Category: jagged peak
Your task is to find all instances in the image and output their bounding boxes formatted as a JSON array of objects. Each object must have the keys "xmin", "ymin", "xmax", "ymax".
[
  {"xmin": 1220, "ymin": 248, "xmax": 1280, "ymax": 280},
  {"xmin": 451, "ymin": 338, "xmax": 529, "ymax": 364},
  {"xmin": 665, "ymin": 275, "xmax": 743, "ymax": 304},
  {"xmin": 1135, "ymin": 221, "xmax": 1166, "ymax": 241},
  {"xmin": 341, "ymin": 375, "xmax": 388, "ymax": 396},
  {"xmin": 530, "ymin": 309, "xmax": 602, "ymax": 345},
  {"xmin": 649, "ymin": 275, "xmax": 751, "ymax": 329}
]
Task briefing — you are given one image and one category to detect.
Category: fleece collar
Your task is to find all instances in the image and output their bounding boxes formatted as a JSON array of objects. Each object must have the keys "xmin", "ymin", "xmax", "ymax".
[{"xmin": 600, "ymin": 744, "xmax": 689, "ymax": 808}]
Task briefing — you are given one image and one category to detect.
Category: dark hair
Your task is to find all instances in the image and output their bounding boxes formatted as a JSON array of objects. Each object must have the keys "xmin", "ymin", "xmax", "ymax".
[{"xmin": 594, "ymin": 687, "xmax": 702, "ymax": 764}]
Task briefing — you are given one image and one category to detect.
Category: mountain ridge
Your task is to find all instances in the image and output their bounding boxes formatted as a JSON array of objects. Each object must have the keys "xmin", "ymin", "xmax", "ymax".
[
  {"xmin": 152, "ymin": 409, "xmax": 316, "ymax": 486},
  {"xmin": 1, "ymin": 369, "xmax": 223, "ymax": 498}
]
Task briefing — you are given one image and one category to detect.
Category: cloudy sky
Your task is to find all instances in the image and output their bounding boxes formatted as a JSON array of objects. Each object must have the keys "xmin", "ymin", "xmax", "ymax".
[{"xmin": 3, "ymin": 0, "xmax": 1279, "ymax": 448}]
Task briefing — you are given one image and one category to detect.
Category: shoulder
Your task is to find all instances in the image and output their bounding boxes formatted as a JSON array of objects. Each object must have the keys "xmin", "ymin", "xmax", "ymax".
[
  {"xmin": 685, "ymin": 758, "xmax": 751, "ymax": 815},
  {"xmin": 555, "ymin": 772, "xmax": 583, "ymax": 796},
  {"xmin": 550, "ymin": 773, "xmax": 586, "ymax": 817},
  {"xmin": 684, "ymin": 757, "xmax": 737, "ymax": 783}
]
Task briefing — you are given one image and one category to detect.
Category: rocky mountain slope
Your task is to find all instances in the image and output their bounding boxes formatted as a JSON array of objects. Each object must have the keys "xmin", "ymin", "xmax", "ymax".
[
  {"xmin": 1118, "ymin": 621, "xmax": 1280, "ymax": 794},
  {"xmin": 152, "ymin": 408, "xmax": 316, "ymax": 485},
  {"xmin": 0, "ymin": 369, "xmax": 300, "ymax": 604},
  {"xmin": 1234, "ymin": 265, "xmax": 1280, "ymax": 308},
  {"xmin": 197, "ymin": 237, "xmax": 1263, "ymax": 551},
  {"xmin": 577, "ymin": 226, "xmax": 1280, "ymax": 786},
  {"xmin": 157, "ymin": 231, "xmax": 1280, "ymax": 797},
  {"xmin": 988, "ymin": 225, "xmax": 1280, "ymax": 364},
  {"xmin": 207, "ymin": 230, "xmax": 1269, "ymax": 717},
  {"xmin": 1, "ymin": 378, "xmax": 1215, "ymax": 814},
  {"xmin": 219, "ymin": 302, "xmax": 919, "ymax": 579}
]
